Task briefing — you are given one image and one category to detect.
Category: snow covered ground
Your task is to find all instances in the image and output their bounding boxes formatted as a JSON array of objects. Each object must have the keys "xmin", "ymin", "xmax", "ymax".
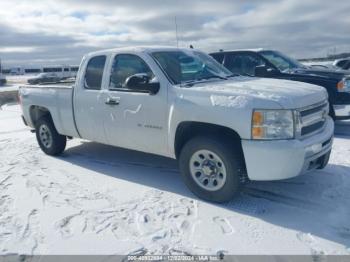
[
  {"xmin": 0, "ymin": 85, "xmax": 19, "ymax": 93},
  {"xmin": 0, "ymin": 104, "xmax": 349, "ymax": 256},
  {"xmin": 5, "ymin": 74, "xmax": 36, "ymax": 85}
]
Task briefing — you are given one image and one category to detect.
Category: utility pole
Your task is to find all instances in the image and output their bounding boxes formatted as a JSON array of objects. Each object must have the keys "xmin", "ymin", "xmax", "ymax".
[{"xmin": 175, "ymin": 16, "xmax": 179, "ymax": 47}]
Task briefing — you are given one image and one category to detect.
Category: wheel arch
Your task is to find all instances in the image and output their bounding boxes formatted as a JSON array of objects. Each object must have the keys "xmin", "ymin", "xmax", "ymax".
[
  {"xmin": 174, "ymin": 121, "xmax": 243, "ymax": 159},
  {"xmin": 29, "ymin": 105, "xmax": 53, "ymax": 127}
]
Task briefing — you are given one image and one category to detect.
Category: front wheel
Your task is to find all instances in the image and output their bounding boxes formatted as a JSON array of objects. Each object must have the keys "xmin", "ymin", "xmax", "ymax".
[
  {"xmin": 35, "ymin": 117, "xmax": 66, "ymax": 155},
  {"xmin": 179, "ymin": 136, "xmax": 245, "ymax": 203}
]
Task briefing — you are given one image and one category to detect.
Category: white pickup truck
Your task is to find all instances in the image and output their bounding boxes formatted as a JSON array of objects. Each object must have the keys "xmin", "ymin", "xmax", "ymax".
[{"xmin": 19, "ymin": 47, "xmax": 334, "ymax": 202}]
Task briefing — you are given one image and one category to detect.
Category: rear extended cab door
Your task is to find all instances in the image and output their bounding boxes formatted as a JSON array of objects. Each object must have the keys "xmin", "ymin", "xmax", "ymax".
[{"xmin": 73, "ymin": 54, "xmax": 109, "ymax": 143}]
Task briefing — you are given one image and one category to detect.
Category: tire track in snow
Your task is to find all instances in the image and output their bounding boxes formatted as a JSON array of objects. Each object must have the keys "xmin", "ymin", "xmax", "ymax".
[{"xmin": 242, "ymin": 187, "xmax": 323, "ymax": 212}]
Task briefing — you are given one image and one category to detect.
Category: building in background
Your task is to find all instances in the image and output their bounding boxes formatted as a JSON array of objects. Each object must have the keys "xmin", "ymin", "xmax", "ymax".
[
  {"xmin": 9, "ymin": 66, "xmax": 25, "ymax": 75},
  {"xmin": 42, "ymin": 65, "xmax": 79, "ymax": 78},
  {"xmin": 1, "ymin": 64, "xmax": 79, "ymax": 79}
]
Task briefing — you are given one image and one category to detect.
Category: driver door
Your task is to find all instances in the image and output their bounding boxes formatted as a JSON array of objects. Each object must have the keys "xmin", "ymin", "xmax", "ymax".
[{"xmin": 100, "ymin": 53, "xmax": 168, "ymax": 155}]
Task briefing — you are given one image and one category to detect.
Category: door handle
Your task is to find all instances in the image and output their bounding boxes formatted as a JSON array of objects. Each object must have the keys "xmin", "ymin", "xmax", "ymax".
[{"xmin": 105, "ymin": 97, "xmax": 120, "ymax": 105}]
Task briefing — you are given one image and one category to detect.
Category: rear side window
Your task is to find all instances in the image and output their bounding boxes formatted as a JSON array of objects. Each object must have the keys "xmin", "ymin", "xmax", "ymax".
[
  {"xmin": 84, "ymin": 55, "xmax": 106, "ymax": 90},
  {"xmin": 344, "ymin": 61, "xmax": 350, "ymax": 70},
  {"xmin": 210, "ymin": 53, "xmax": 225, "ymax": 64},
  {"xmin": 336, "ymin": 60, "xmax": 347, "ymax": 68}
]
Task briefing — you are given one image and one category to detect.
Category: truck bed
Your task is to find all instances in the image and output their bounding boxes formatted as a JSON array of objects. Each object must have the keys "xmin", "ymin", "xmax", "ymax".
[
  {"xmin": 19, "ymin": 83, "xmax": 80, "ymax": 138},
  {"xmin": 21, "ymin": 79, "xmax": 75, "ymax": 88}
]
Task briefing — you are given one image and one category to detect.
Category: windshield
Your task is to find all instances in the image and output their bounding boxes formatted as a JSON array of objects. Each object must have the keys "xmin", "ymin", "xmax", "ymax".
[
  {"xmin": 151, "ymin": 50, "xmax": 233, "ymax": 85},
  {"xmin": 259, "ymin": 50, "xmax": 305, "ymax": 71}
]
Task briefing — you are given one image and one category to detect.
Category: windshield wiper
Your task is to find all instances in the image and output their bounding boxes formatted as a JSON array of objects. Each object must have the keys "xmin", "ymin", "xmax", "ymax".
[
  {"xmin": 197, "ymin": 75, "xmax": 228, "ymax": 80},
  {"xmin": 227, "ymin": 73, "xmax": 242, "ymax": 78},
  {"xmin": 180, "ymin": 79, "xmax": 203, "ymax": 87},
  {"xmin": 180, "ymin": 75, "xmax": 228, "ymax": 87}
]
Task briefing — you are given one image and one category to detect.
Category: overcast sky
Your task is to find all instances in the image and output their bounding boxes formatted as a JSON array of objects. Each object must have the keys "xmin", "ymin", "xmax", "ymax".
[{"xmin": 0, "ymin": 0, "xmax": 349, "ymax": 66}]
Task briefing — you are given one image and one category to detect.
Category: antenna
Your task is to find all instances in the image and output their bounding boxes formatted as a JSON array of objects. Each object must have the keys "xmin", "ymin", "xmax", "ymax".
[{"xmin": 175, "ymin": 16, "xmax": 179, "ymax": 47}]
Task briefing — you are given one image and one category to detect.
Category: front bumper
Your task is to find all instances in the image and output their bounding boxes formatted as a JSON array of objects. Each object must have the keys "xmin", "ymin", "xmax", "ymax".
[
  {"xmin": 333, "ymin": 104, "xmax": 350, "ymax": 119},
  {"xmin": 334, "ymin": 92, "xmax": 350, "ymax": 119},
  {"xmin": 242, "ymin": 117, "xmax": 334, "ymax": 181}
]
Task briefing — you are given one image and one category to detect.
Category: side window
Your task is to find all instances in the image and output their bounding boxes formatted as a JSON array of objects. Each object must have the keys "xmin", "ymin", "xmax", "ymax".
[
  {"xmin": 336, "ymin": 60, "xmax": 347, "ymax": 68},
  {"xmin": 224, "ymin": 53, "xmax": 265, "ymax": 76},
  {"xmin": 84, "ymin": 55, "xmax": 106, "ymax": 90},
  {"xmin": 344, "ymin": 61, "xmax": 350, "ymax": 70},
  {"xmin": 110, "ymin": 54, "xmax": 154, "ymax": 89},
  {"xmin": 211, "ymin": 53, "xmax": 225, "ymax": 64}
]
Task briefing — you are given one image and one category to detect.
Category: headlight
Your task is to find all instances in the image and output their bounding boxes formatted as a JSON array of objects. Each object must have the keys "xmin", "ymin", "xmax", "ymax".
[
  {"xmin": 252, "ymin": 109, "xmax": 294, "ymax": 140},
  {"xmin": 337, "ymin": 78, "xmax": 350, "ymax": 92}
]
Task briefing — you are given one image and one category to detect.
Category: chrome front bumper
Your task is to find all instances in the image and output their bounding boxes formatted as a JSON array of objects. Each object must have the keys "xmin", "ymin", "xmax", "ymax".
[
  {"xmin": 242, "ymin": 117, "xmax": 334, "ymax": 181},
  {"xmin": 333, "ymin": 104, "xmax": 350, "ymax": 117}
]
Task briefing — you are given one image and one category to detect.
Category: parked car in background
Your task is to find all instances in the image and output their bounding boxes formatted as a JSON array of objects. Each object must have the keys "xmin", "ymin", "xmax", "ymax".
[
  {"xmin": 27, "ymin": 73, "xmax": 61, "ymax": 85},
  {"xmin": 210, "ymin": 49, "xmax": 350, "ymax": 120},
  {"xmin": 0, "ymin": 59, "xmax": 6, "ymax": 86},
  {"xmin": 333, "ymin": 58, "xmax": 350, "ymax": 70},
  {"xmin": 19, "ymin": 47, "xmax": 333, "ymax": 202},
  {"xmin": 301, "ymin": 61, "xmax": 335, "ymax": 70}
]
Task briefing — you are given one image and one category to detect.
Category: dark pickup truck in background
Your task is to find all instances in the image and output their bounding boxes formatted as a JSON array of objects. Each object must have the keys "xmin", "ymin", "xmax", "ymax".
[{"xmin": 210, "ymin": 49, "xmax": 350, "ymax": 120}]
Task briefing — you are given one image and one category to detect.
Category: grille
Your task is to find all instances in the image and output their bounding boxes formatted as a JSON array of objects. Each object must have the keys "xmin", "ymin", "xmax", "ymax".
[
  {"xmin": 298, "ymin": 101, "xmax": 328, "ymax": 138},
  {"xmin": 322, "ymin": 137, "xmax": 332, "ymax": 147},
  {"xmin": 301, "ymin": 121, "xmax": 324, "ymax": 136}
]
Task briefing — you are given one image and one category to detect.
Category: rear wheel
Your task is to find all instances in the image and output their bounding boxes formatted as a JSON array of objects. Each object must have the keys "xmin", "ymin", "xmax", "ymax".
[
  {"xmin": 179, "ymin": 136, "xmax": 245, "ymax": 203},
  {"xmin": 35, "ymin": 116, "xmax": 66, "ymax": 155}
]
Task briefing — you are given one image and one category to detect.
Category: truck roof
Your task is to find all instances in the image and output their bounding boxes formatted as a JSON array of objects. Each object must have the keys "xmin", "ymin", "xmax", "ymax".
[
  {"xmin": 210, "ymin": 48, "xmax": 268, "ymax": 54},
  {"xmin": 86, "ymin": 46, "xmax": 195, "ymax": 57}
]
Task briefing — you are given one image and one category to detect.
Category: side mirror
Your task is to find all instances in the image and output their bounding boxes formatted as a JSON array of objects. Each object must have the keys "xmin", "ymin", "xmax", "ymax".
[
  {"xmin": 124, "ymin": 73, "xmax": 160, "ymax": 95},
  {"xmin": 255, "ymin": 65, "xmax": 278, "ymax": 77}
]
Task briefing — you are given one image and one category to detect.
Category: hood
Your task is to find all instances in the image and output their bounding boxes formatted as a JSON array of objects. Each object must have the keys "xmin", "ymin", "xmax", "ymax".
[
  {"xmin": 293, "ymin": 67, "xmax": 349, "ymax": 80},
  {"xmin": 178, "ymin": 77, "xmax": 328, "ymax": 109}
]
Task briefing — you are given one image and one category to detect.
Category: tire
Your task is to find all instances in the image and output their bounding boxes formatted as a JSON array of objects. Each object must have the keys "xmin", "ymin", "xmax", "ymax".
[
  {"xmin": 179, "ymin": 136, "xmax": 245, "ymax": 203},
  {"xmin": 35, "ymin": 116, "xmax": 66, "ymax": 155}
]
